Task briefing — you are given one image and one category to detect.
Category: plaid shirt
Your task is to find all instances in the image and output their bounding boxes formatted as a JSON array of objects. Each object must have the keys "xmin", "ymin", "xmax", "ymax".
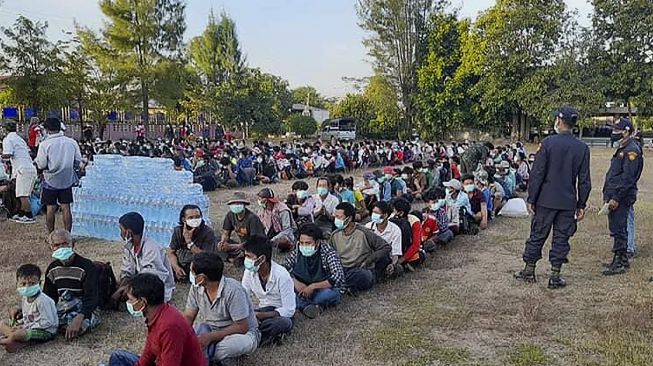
[
  {"xmin": 434, "ymin": 208, "xmax": 449, "ymax": 230},
  {"xmin": 283, "ymin": 241, "xmax": 345, "ymax": 289}
]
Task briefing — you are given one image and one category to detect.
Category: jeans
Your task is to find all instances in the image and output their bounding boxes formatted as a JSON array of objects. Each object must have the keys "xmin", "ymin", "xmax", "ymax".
[
  {"xmin": 295, "ymin": 288, "xmax": 342, "ymax": 310},
  {"xmin": 627, "ymin": 206, "xmax": 636, "ymax": 253},
  {"xmin": 344, "ymin": 268, "xmax": 375, "ymax": 292},
  {"xmin": 256, "ymin": 306, "xmax": 293, "ymax": 345},
  {"xmin": 108, "ymin": 350, "xmax": 139, "ymax": 366},
  {"xmin": 195, "ymin": 323, "xmax": 259, "ymax": 362}
]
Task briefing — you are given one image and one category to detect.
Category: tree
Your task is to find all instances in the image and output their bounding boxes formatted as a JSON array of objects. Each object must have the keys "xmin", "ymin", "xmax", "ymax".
[
  {"xmin": 80, "ymin": 0, "xmax": 186, "ymax": 132},
  {"xmin": 285, "ymin": 114, "xmax": 317, "ymax": 136},
  {"xmin": 357, "ymin": 0, "xmax": 444, "ymax": 132},
  {"xmin": 590, "ymin": 0, "xmax": 653, "ymax": 118},
  {"xmin": 364, "ymin": 75, "xmax": 401, "ymax": 137},
  {"xmin": 416, "ymin": 11, "xmax": 476, "ymax": 139},
  {"xmin": 330, "ymin": 93, "xmax": 376, "ymax": 137},
  {"xmin": 0, "ymin": 16, "xmax": 65, "ymax": 115},
  {"xmin": 291, "ymin": 86, "xmax": 326, "ymax": 109}
]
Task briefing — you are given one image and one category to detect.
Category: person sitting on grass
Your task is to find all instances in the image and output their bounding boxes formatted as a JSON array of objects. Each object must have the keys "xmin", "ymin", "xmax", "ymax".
[
  {"xmin": 256, "ymin": 188, "xmax": 297, "ymax": 251},
  {"xmin": 283, "ymin": 223, "xmax": 345, "ymax": 319},
  {"xmin": 422, "ymin": 189, "xmax": 454, "ymax": 250},
  {"xmin": 218, "ymin": 191, "xmax": 267, "ymax": 267},
  {"xmin": 167, "ymin": 204, "xmax": 217, "ymax": 282},
  {"xmin": 43, "ymin": 229, "xmax": 100, "ymax": 340},
  {"xmin": 330, "ymin": 202, "xmax": 391, "ymax": 293},
  {"xmin": 286, "ymin": 180, "xmax": 317, "ymax": 226},
  {"xmin": 108, "ymin": 273, "xmax": 206, "ymax": 366},
  {"xmin": 391, "ymin": 198, "xmax": 425, "ymax": 271},
  {"xmin": 113, "ymin": 212, "xmax": 176, "ymax": 304},
  {"xmin": 313, "ymin": 177, "xmax": 339, "ymax": 237},
  {"xmin": 184, "ymin": 252, "xmax": 259, "ymax": 365},
  {"xmin": 462, "ymin": 174, "xmax": 488, "ymax": 230},
  {"xmin": 0, "ymin": 264, "xmax": 58, "ymax": 353},
  {"xmin": 365, "ymin": 201, "xmax": 404, "ymax": 278},
  {"xmin": 241, "ymin": 235, "xmax": 295, "ymax": 346}
]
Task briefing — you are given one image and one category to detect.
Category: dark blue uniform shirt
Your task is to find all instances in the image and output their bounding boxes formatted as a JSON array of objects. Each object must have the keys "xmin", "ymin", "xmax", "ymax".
[
  {"xmin": 528, "ymin": 131, "xmax": 591, "ymax": 210},
  {"xmin": 602, "ymin": 137, "xmax": 644, "ymax": 205}
]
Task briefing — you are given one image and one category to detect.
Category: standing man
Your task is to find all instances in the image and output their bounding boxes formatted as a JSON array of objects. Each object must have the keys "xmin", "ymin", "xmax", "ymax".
[
  {"xmin": 2, "ymin": 120, "xmax": 38, "ymax": 223},
  {"xmin": 602, "ymin": 118, "xmax": 643, "ymax": 276},
  {"xmin": 514, "ymin": 106, "xmax": 591, "ymax": 289},
  {"xmin": 35, "ymin": 118, "xmax": 81, "ymax": 233},
  {"xmin": 27, "ymin": 117, "xmax": 42, "ymax": 157}
]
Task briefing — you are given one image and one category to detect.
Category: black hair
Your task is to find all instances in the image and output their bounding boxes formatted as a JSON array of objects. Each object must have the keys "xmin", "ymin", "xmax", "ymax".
[
  {"xmin": 16, "ymin": 264, "xmax": 41, "ymax": 280},
  {"xmin": 344, "ymin": 177, "xmax": 354, "ymax": 189},
  {"xmin": 298, "ymin": 223, "xmax": 323, "ymax": 241},
  {"xmin": 219, "ymin": 157, "xmax": 231, "ymax": 166},
  {"xmin": 128, "ymin": 273, "xmax": 164, "ymax": 305},
  {"xmin": 402, "ymin": 166, "xmax": 414, "ymax": 174},
  {"xmin": 243, "ymin": 235, "xmax": 273, "ymax": 264},
  {"xmin": 178, "ymin": 204, "xmax": 202, "ymax": 226},
  {"xmin": 373, "ymin": 201, "xmax": 391, "ymax": 215},
  {"xmin": 335, "ymin": 202, "xmax": 355, "ymax": 219},
  {"xmin": 316, "ymin": 177, "xmax": 329, "ymax": 188},
  {"xmin": 292, "ymin": 180, "xmax": 309, "ymax": 191},
  {"xmin": 433, "ymin": 187, "xmax": 446, "ymax": 200},
  {"xmin": 4, "ymin": 120, "xmax": 17, "ymax": 132},
  {"xmin": 43, "ymin": 117, "xmax": 61, "ymax": 132},
  {"xmin": 461, "ymin": 174, "xmax": 475, "ymax": 183},
  {"xmin": 119, "ymin": 212, "xmax": 145, "ymax": 235},
  {"xmin": 451, "ymin": 156, "xmax": 460, "ymax": 164},
  {"xmin": 191, "ymin": 252, "xmax": 224, "ymax": 282},
  {"xmin": 413, "ymin": 161, "xmax": 423, "ymax": 169},
  {"xmin": 392, "ymin": 198, "xmax": 411, "ymax": 217}
]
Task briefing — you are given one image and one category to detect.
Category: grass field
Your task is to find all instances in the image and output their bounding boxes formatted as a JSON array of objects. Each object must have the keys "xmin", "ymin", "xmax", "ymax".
[{"xmin": 0, "ymin": 147, "xmax": 651, "ymax": 366}]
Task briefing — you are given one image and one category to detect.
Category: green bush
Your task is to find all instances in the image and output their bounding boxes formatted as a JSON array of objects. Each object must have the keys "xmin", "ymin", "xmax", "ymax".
[{"xmin": 285, "ymin": 114, "xmax": 317, "ymax": 136}]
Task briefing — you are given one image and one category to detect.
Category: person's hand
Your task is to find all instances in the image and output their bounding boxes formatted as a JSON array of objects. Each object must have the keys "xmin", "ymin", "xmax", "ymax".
[
  {"xmin": 528, "ymin": 203, "xmax": 536, "ymax": 216},
  {"xmin": 386, "ymin": 263, "xmax": 395, "ymax": 275},
  {"xmin": 218, "ymin": 241, "xmax": 229, "ymax": 252},
  {"xmin": 607, "ymin": 199, "xmax": 619, "ymax": 211},
  {"xmin": 197, "ymin": 333, "xmax": 213, "ymax": 348},
  {"xmin": 183, "ymin": 226, "xmax": 195, "ymax": 244},
  {"xmin": 9, "ymin": 308, "xmax": 21, "ymax": 321},
  {"xmin": 576, "ymin": 208, "xmax": 585, "ymax": 222},
  {"xmin": 299, "ymin": 284, "xmax": 315, "ymax": 298},
  {"xmin": 174, "ymin": 265, "xmax": 186, "ymax": 279},
  {"xmin": 65, "ymin": 314, "xmax": 84, "ymax": 340}
]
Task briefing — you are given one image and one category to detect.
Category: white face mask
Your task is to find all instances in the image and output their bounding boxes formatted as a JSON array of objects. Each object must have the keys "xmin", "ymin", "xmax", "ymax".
[{"xmin": 186, "ymin": 218, "xmax": 202, "ymax": 228}]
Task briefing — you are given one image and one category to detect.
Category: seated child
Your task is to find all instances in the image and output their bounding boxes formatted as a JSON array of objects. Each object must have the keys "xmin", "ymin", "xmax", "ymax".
[{"xmin": 0, "ymin": 264, "xmax": 58, "ymax": 353}]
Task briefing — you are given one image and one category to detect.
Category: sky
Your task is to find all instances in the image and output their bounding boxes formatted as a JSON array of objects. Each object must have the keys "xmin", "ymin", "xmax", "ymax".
[{"xmin": 0, "ymin": 0, "xmax": 593, "ymax": 98}]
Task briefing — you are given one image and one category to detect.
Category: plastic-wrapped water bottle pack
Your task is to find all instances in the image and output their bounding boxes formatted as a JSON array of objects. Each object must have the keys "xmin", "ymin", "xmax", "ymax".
[{"xmin": 72, "ymin": 154, "xmax": 210, "ymax": 246}]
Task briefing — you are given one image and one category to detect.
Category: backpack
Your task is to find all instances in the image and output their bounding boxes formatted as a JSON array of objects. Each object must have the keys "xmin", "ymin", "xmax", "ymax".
[
  {"xmin": 459, "ymin": 207, "xmax": 479, "ymax": 236},
  {"xmin": 93, "ymin": 261, "xmax": 118, "ymax": 310}
]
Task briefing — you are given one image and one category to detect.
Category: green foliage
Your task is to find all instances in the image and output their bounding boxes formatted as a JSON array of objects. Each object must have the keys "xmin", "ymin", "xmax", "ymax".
[
  {"xmin": 285, "ymin": 114, "xmax": 317, "ymax": 136},
  {"xmin": 292, "ymin": 86, "xmax": 326, "ymax": 109},
  {"xmin": 508, "ymin": 344, "xmax": 549, "ymax": 366},
  {"xmin": 330, "ymin": 93, "xmax": 375, "ymax": 135},
  {"xmin": 0, "ymin": 16, "xmax": 65, "ymax": 114}
]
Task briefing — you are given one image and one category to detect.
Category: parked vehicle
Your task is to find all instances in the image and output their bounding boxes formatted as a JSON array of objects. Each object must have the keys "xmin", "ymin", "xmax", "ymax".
[{"xmin": 320, "ymin": 118, "xmax": 356, "ymax": 143}]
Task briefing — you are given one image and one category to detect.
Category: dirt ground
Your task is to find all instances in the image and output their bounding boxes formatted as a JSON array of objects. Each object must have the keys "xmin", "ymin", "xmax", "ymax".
[{"xmin": 0, "ymin": 147, "xmax": 651, "ymax": 366}]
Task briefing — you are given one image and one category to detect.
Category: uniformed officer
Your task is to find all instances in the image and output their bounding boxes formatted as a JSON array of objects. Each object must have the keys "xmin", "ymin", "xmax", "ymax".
[
  {"xmin": 602, "ymin": 117, "xmax": 644, "ymax": 276},
  {"xmin": 460, "ymin": 142, "xmax": 493, "ymax": 175},
  {"xmin": 514, "ymin": 106, "xmax": 591, "ymax": 289}
]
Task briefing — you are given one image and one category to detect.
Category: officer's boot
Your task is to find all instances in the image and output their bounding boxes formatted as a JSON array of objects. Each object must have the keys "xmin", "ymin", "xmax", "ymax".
[
  {"xmin": 547, "ymin": 265, "xmax": 567, "ymax": 289},
  {"xmin": 514, "ymin": 262, "xmax": 536, "ymax": 283},
  {"xmin": 602, "ymin": 253, "xmax": 628, "ymax": 276}
]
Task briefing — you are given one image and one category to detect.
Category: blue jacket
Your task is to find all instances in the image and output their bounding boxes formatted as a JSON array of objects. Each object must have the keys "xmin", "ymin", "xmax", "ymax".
[
  {"xmin": 602, "ymin": 137, "xmax": 644, "ymax": 205},
  {"xmin": 528, "ymin": 131, "xmax": 591, "ymax": 210}
]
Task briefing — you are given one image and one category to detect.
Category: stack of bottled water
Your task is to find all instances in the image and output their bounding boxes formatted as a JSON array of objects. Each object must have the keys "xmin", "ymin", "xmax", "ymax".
[{"xmin": 72, "ymin": 155, "xmax": 210, "ymax": 246}]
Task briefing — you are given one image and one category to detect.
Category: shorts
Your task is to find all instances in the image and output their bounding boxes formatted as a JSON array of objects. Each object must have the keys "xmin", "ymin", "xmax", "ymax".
[
  {"xmin": 25, "ymin": 329, "xmax": 55, "ymax": 343},
  {"xmin": 14, "ymin": 167, "xmax": 37, "ymax": 198},
  {"xmin": 41, "ymin": 187, "xmax": 73, "ymax": 206}
]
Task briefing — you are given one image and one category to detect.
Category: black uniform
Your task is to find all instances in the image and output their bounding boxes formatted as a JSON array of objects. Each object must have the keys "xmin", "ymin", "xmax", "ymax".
[
  {"xmin": 602, "ymin": 137, "xmax": 644, "ymax": 254},
  {"xmin": 523, "ymin": 131, "xmax": 591, "ymax": 266}
]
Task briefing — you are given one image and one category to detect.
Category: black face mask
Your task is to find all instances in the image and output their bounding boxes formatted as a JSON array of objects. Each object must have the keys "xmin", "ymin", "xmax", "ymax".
[{"xmin": 610, "ymin": 132, "xmax": 624, "ymax": 143}]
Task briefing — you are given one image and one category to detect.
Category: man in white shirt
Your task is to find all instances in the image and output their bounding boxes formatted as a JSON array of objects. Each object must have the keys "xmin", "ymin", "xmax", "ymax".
[
  {"xmin": 241, "ymin": 235, "xmax": 295, "ymax": 346},
  {"xmin": 365, "ymin": 201, "xmax": 403, "ymax": 278},
  {"xmin": 313, "ymin": 177, "xmax": 339, "ymax": 237},
  {"xmin": 35, "ymin": 118, "xmax": 81, "ymax": 233},
  {"xmin": 2, "ymin": 120, "xmax": 37, "ymax": 224}
]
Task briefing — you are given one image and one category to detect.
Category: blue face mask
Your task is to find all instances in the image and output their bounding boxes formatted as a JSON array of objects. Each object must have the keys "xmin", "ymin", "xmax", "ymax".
[
  {"xmin": 299, "ymin": 245, "xmax": 317, "ymax": 257},
  {"xmin": 464, "ymin": 184, "xmax": 476, "ymax": 193},
  {"xmin": 17, "ymin": 284, "xmax": 40, "ymax": 298},
  {"xmin": 126, "ymin": 301, "xmax": 144, "ymax": 319},
  {"xmin": 52, "ymin": 247, "xmax": 74, "ymax": 262},
  {"xmin": 317, "ymin": 187, "xmax": 328, "ymax": 196},
  {"xmin": 229, "ymin": 204, "xmax": 245, "ymax": 214},
  {"xmin": 334, "ymin": 218, "xmax": 346, "ymax": 230},
  {"xmin": 296, "ymin": 190, "xmax": 308, "ymax": 200},
  {"xmin": 244, "ymin": 257, "xmax": 260, "ymax": 273},
  {"xmin": 371, "ymin": 213, "xmax": 384, "ymax": 224}
]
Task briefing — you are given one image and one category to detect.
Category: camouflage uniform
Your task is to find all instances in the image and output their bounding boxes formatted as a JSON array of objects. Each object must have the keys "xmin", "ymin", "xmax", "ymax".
[{"xmin": 460, "ymin": 144, "xmax": 488, "ymax": 176}]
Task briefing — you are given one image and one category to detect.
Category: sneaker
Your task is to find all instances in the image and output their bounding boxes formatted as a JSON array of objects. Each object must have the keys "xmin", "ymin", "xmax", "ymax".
[
  {"xmin": 9, "ymin": 214, "xmax": 21, "ymax": 222},
  {"xmin": 302, "ymin": 304, "xmax": 320, "ymax": 319},
  {"xmin": 15, "ymin": 216, "xmax": 36, "ymax": 224}
]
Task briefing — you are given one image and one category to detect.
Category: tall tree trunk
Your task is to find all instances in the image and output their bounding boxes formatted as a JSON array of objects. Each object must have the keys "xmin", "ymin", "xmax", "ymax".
[{"xmin": 141, "ymin": 79, "xmax": 149, "ymax": 137}]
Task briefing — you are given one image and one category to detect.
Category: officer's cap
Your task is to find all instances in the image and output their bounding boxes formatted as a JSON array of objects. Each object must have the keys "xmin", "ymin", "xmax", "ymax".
[
  {"xmin": 555, "ymin": 106, "xmax": 579, "ymax": 125},
  {"xmin": 610, "ymin": 117, "xmax": 633, "ymax": 132}
]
